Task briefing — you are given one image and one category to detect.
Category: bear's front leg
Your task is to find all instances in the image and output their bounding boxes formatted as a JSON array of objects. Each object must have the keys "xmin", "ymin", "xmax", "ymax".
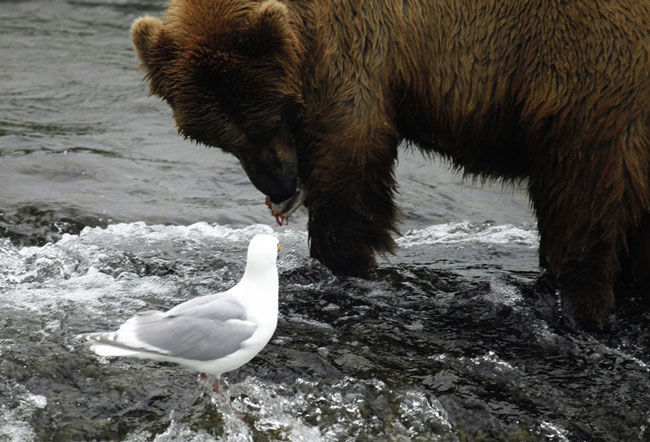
[{"xmin": 303, "ymin": 133, "xmax": 400, "ymax": 277}]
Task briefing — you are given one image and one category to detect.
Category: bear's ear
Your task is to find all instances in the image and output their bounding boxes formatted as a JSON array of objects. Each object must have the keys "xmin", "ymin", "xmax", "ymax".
[
  {"xmin": 131, "ymin": 16, "xmax": 165, "ymax": 67},
  {"xmin": 131, "ymin": 16, "xmax": 177, "ymax": 97},
  {"xmin": 237, "ymin": 0, "xmax": 292, "ymax": 57}
]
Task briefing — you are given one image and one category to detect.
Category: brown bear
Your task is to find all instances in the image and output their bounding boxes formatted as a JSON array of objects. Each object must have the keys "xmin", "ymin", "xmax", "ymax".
[{"xmin": 131, "ymin": 0, "xmax": 650, "ymax": 329}]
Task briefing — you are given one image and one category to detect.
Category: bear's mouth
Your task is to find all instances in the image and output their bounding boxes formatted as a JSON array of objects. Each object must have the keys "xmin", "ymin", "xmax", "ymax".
[{"xmin": 265, "ymin": 183, "xmax": 306, "ymax": 226}]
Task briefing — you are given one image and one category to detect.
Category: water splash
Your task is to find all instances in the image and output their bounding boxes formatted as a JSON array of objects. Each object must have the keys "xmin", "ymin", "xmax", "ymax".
[
  {"xmin": 0, "ymin": 382, "xmax": 47, "ymax": 442},
  {"xmin": 398, "ymin": 222, "xmax": 538, "ymax": 248}
]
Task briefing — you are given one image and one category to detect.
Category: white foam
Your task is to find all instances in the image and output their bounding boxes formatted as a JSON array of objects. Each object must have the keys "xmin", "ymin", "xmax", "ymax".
[
  {"xmin": 398, "ymin": 222, "xmax": 538, "ymax": 248},
  {"xmin": 226, "ymin": 377, "xmax": 324, "ymax": 441},
  {"xmin": 487, "ymin": 278, "xmax": 523, "ymax": 306},
  {"xmin": 125, "ymin": 420, "xmax": 217, "ymax": 442},
  {"xmin": 152, "ymin": 418, "xmax": 217, "ymax": 442},
  {"xmin": 28, "ymin": 394, "xmax": 47, "ymax": 410},
  {"xmin": 0, "ymin": 239, "xmax": 29, "ymax": 284},
  {"xmin": 1, "ymin": 266, "xmax": 167, "ymax": 317},
  {"xmin": 396, "ymin": 390, "xmax": 453, "ymax": 437},
  {"xmin": 1, "ymin": 222, "xmax": 535, "ymax": 302},
  {"xmin": 223, "ymin": 376, "xmax": 453, "ymax": 440},
  {"xmin": 76, "ymin": 221, "xmax": 276, "ymax": 245},
  {"xmin": 539, "ymin": 421, "xmax": 570, "ymax": 441},
  {"xmin": 471, "ymin": 351, "xmax": 515, "ymax": 372},
  {"xmin": 0, "ymin": 222, "xmax": 308, "ymax": 315},
  {"xmin": 0, "ymin": 384, "xmax": 47, "ymax": 442},
  {"xmin": 128, "ymin": 376, "xmax": 457, "ymax": 440}
]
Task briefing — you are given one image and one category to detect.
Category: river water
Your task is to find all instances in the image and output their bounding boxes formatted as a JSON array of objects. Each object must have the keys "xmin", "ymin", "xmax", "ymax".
[{"xmin": 1, "ymin": 1, "xmax": 649, "ymax": 440}]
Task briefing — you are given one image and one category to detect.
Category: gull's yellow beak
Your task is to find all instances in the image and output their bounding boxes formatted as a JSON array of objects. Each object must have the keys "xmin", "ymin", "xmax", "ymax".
[{"xmin": 277, "ymin": 243, "xmax": 281, "ymax": 254}]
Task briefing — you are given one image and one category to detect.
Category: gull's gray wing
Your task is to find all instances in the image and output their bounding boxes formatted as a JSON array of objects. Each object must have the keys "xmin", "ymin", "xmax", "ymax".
[
  {"xmin": 123, "ymin": 297, "xmax": 257, "ymax": 361},
  {"xmin": 165, "ymin": 287, "xmax": 238, "ymax": 317}
]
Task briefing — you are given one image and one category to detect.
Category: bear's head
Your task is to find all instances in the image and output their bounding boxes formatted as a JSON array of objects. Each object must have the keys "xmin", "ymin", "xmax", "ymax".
[{"xmin": 131, "ymin": 0, "xmax": 304, "ymax": 205}]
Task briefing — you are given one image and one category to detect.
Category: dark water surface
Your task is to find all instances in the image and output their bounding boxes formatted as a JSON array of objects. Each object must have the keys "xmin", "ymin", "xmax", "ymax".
[{"xmin": 1, "ymin": 1, "xmax": 649, "ymax": 440}]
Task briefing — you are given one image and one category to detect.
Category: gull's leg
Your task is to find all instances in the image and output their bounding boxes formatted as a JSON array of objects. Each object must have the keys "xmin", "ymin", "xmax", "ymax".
[
  {"xmin": 213, "ymin": 378, "xmax": 222, "ymax": 394},
  {"xmin": 199, "ymin": 372, "xmax": 222, "ymax": 393}
]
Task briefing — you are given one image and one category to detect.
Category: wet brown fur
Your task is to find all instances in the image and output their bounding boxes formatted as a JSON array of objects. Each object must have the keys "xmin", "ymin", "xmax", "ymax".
[{"xmin": 132, "ymin": 0, "xmax": 650, "ymax": 328}]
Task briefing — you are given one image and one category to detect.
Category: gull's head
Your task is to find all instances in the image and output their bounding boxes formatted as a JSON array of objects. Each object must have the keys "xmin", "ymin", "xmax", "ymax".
[{"xmin": 245, "ymin": 234, "xmax": 280, "ymax": 274}]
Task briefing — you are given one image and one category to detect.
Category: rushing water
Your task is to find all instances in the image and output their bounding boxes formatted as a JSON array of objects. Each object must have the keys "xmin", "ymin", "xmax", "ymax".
[{"xmin": 2, "ymin": 1, "xmax": 649, "ymax": 440}]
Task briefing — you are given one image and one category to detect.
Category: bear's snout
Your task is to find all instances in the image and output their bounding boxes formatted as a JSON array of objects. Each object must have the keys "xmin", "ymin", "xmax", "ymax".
[{"xmin": 258, "ymin": 174, "xmax": 297, "ymax": 205}]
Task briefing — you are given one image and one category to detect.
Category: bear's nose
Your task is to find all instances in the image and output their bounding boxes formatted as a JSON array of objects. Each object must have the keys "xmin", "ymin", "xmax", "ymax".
[
  {"xmin": 248, "ymin": 171, "xmax": 297, "ymax": 204},
  {"xmin": 266, "ymin": 176, "xmax": 297, "ymax": 204}
]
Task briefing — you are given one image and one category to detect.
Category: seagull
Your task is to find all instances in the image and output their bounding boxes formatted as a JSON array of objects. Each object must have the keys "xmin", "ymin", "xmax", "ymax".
[{"xmin": 82, "ymin": 233, "xmax": 280, "ymax": 392}]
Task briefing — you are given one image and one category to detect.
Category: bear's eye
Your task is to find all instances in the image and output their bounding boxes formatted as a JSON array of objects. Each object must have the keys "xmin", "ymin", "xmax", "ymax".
[{"xmin": 246, "ymin": 125, "xmax": 280, "ymax": 145}]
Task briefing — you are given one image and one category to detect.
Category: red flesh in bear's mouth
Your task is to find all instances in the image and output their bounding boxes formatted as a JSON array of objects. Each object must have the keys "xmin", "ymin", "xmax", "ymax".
[
  {"xmin": 266, "ymin": 197, "xmax": 289, "ymax": 226},
  {"xmin": 264, "ymin": 186, "xmax": 306, "ymax": 226}
]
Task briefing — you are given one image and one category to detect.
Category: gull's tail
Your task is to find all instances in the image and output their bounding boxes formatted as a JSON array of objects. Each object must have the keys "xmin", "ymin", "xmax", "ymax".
[
  {"xmin": 81, "ymin": 310, "xmax": 167, "ymax": 357},
  {"xmin": 82, "ymin": 331, "xmax": 147, "ymax": 357}
]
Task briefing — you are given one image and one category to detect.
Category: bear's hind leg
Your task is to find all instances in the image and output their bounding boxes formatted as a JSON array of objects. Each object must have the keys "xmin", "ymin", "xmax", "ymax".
[
  {"xmin": 533, "ymin": 197, "xmax": 619, "ymax": 329},
  {"xmin": 619, "ymin": 212, "xmax": 650, "ymax": 295},
  {"xmin": 530, "ymin": 135, "xmax": 649, "ymax": 329}
]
